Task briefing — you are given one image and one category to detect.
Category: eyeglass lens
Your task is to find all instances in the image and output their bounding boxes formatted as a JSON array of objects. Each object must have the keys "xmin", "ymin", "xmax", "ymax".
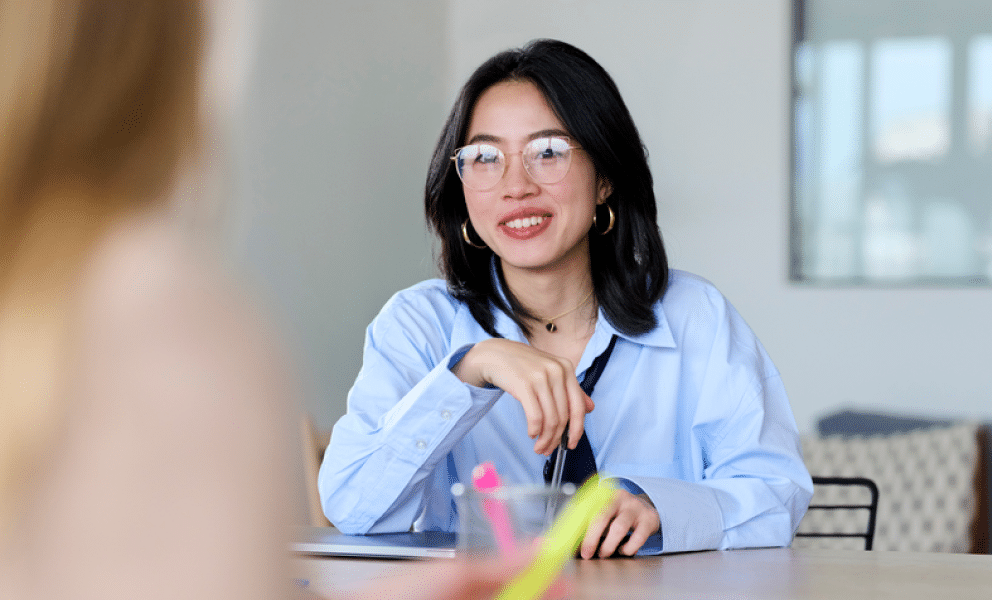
[{"xmin": 454, "ymin": 137, "xmax": 574, "ymax": 190}]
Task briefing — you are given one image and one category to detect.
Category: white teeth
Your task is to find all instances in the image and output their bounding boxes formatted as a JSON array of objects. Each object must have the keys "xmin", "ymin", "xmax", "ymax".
[{"xmin": 505, "ymin": 216, "xmax": 545, "ymax": 229}]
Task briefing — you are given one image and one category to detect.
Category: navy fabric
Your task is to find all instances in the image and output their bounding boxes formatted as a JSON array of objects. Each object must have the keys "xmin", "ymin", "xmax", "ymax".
[
  {"xmin": 817, "ymin": 409, "xmax": 952, "ymax": 437},
  {"xmin": 544, "ymin": 334, "xmax": 619, "ymax": 486}
]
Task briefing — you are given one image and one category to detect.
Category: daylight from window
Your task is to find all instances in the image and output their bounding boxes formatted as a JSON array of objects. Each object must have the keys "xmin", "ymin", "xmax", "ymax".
[{"xmin": 793, "ymin": 3, "xmax": 992, "ymax": 285}]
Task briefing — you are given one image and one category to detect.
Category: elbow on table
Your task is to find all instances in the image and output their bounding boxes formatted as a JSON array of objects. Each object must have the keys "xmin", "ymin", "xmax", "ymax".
[
  {"xmin": 320, "ymin": 493, "xmax": 375, "ymax": 534},
  {"xmin": 327, "ymin": 511, "xmax": 415, "ymax": 536},
  {"xmin": 328, "ymin": 518, "xmax": 371, "ymax": 535},
  {"xmin": 319, "ymin": 488, "xmax": 372, "ymax": 534},
  {"xmin": 318, "ymin": 475, "xmax": 369, "ymax": 534},
  {"xmin": 320, "ymin": 489, "xmax": 411, "ymax": 535}
]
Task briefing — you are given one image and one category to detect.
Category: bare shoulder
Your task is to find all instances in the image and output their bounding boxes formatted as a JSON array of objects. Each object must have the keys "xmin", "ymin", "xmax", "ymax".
[
  {"xmin": 79, "ymin": 212, "xmax": 252, "ymax": 347},
  {"xmin": 40, "ymin": 212, "xmax": 298, "ymax": 599},
  {"xmin": 71, "ymin": 210, "xmax": 295, "ymax": 441}
]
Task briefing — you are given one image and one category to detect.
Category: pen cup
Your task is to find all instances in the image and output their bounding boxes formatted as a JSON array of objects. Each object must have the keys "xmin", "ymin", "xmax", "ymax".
[{"xmin": 451, "ymin": 482, "xmax": 576, "ymax": 556}]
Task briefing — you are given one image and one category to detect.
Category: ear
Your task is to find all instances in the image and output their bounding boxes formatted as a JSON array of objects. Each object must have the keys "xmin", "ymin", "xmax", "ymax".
[{"xmin": 596, "ymin": 177, "xmax": 613, "ymax": 204}]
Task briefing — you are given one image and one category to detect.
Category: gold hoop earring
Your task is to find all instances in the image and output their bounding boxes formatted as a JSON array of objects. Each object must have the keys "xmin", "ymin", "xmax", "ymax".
[
  {"xmin": 593, "ymin": 204, "xmax": 615, "ymax": 235},
  {"xmin": 461, "ymin": 219, "xmax": 487, "ymax": 249}
]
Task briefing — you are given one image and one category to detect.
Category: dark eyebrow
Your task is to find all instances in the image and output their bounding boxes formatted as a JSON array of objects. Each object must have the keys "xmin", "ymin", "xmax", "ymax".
[
  {"xmin": 465, "ymin": 133, "xmax": 501, "ymax": 145},
  {"xmin": 465, "ymin": 129, "xmax": 572, "ymax": 146},
  {"xmin": 528, "ymin": 129, "xmax": 571, "ymax": 141}
]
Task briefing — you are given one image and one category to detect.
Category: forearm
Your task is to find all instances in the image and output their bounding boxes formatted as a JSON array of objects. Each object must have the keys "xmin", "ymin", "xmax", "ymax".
[
  {"xmin": 626, "ymin": 472, "xmax": 810, "ymax": 553},
  {"xmin": 319, "ymin": 352, "xmax": 502, "ymax": 533}
]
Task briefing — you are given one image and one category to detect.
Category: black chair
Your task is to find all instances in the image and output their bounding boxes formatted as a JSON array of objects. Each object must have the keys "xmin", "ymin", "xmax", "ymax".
[{"xmin": 795, "ymin": 476, "xmax": 879, "ymax": 550}]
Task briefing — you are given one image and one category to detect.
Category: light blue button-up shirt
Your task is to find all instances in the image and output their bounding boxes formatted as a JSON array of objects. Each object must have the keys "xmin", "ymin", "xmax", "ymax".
[{"xmin": 319, "ymin": 270, "xmax": 812, "ymax": 553}]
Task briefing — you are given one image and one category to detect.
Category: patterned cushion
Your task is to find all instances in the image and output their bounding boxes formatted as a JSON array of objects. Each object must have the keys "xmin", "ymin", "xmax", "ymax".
[{"xmin": 797, "ymin": 423, "xmax": 982, "ymax": 552}]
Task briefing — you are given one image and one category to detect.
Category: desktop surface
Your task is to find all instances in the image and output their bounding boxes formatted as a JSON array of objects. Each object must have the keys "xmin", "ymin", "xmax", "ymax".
[{"xmin": 296, "ymin": 547, "xmax": 992, "ymax": 599}]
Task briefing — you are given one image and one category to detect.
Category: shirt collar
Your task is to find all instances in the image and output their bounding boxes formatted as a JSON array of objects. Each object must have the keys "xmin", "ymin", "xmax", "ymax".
[
  {"xmin": 453, "ymin": 260, "xmax": 677, "ymax": 372},
  {"xmin": 578, "ymin": 302, "xmax": 675, "ymax": 369}
]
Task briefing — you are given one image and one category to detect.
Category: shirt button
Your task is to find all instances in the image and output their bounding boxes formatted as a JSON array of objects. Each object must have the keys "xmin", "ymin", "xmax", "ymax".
[
  {"xmin": 440, "ymin": 410, "xmax": 452, "ymax": 421},
  {"xmin": 415, "ymin": 440, "xmax": 427, "ymax": 450}
]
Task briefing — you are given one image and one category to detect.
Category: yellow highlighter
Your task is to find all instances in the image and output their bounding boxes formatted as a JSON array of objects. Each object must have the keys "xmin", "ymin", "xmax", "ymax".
[{"xmin": 495, "ymin": 475, "xmax": 617, "ymax": 600}]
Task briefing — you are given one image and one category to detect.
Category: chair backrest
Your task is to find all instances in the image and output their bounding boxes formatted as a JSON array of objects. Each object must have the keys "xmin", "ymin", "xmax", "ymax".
[
  {"xmin": 800, "ymin": 422, "xmax": 987, "ymax": 553},
  {"xmin": 795, "ymin": 476, "xmax": 879, "ymax": 550},
  {"xmin": 300, "ymin": 415, "xmax": 331, "ymax": 527}
]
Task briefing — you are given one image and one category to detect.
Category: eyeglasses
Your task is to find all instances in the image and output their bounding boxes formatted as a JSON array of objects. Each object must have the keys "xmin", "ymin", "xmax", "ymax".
[{"xmin": 451, "ymin": 136, "xmax": 582, "ymax": 191}]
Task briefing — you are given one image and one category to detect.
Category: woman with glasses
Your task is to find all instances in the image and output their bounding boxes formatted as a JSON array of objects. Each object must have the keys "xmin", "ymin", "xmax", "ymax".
[{"xmin": 320, "ymin": 39, "xmax": 812, "ymax": 558}]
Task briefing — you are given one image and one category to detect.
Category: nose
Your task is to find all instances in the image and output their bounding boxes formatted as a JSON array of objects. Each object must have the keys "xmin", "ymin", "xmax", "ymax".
[{"xmin": 501, "ymin": 153, "xmax": 539, "ymax": 200}]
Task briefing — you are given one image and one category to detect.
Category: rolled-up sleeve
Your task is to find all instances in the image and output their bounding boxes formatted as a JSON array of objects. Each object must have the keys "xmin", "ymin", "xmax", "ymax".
[
  {"xmin": 612, "ymin": 274, "xmax": 812, "ymax": 553},
  {"xmin": 318, "ymin": 287, "xmax": 502, "ymax": 533}
]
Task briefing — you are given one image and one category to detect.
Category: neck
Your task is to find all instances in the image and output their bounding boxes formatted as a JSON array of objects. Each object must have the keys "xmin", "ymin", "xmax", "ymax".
[{"xmin": 500, "ymin": 257, "xmax": 596, "ymax": 336}]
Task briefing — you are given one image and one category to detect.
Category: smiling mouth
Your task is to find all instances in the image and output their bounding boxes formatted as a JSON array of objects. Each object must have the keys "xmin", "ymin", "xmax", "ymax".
[{"xmin": 501, "ymin": 214, "xmax": 550, "ymax": 229}]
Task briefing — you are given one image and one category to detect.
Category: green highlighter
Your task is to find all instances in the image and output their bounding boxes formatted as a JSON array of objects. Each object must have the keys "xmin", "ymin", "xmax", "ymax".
[{"xmin": 495, "ymin": 475, "xmax": 617, "ymax": 600}]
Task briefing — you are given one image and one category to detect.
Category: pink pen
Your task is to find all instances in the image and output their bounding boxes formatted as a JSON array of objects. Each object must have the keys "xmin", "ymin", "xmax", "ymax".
[{"xmin": 472, "ymin": 462, "xmax": 517, "ymax": 554}]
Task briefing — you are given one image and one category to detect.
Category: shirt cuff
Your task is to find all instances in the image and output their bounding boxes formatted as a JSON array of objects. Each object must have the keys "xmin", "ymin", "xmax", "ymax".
[
  {"xmin": 610, "ymin": 477, "xmax": 646, "ymax": 496},
  {"xmin": 629, "ymin": 477, "xmax": 725, "ymax": 553},
  {"xmin": 447, "ymin": 344, "xmax": 474, "ymax": 369},
  {"xmin": 447, "ymin": 343, "xmax": 498, "ymax": 390}
]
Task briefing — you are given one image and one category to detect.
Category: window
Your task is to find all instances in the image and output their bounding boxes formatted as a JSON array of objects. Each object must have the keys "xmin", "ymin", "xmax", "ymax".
[{"xmin": 791, "ymin": 0, "xmax": 992, "ymax": 285}]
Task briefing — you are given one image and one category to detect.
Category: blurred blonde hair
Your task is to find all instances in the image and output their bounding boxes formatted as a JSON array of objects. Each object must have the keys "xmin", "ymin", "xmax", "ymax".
[{"xmin": 0, "ymin": 0, "xmax": 204, "ymax": 535}]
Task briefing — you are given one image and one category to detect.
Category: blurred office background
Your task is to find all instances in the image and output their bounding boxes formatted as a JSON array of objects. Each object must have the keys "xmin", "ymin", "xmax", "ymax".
[{"xmin": 224, "ymin": 0, "xmax": 992, "ymax": 435}]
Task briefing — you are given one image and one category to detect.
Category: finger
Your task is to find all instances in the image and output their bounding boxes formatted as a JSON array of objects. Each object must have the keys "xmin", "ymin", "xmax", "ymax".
[
  {"xmin": 515, "ymin": 385, "xmax": 544, "ymax": 441},
  {"xmin": 619, "ymin": 520, "xmax": 654, "ymax": 557},
  {"xmin": 597, "ymin": 510, "xmax": 635, "ymax": 558},
  {"xmin": 532, "ymin": 382, "xmax": 561, "ymax": 455},
  {"xmin": 620, "ymin": 500, "xmax": 661, "ymax": 556},
  {"xmin": 533, "ymin": 359, "xmax": 570, "ymax": 454},
  {"xmin": 565, "ymin": 379, "xmax": 589, "ymax": 449},
  {"xmin": 578, "ymin": 503, "xmax": 615, "ymax": 559},
  {"xmin": 578, "ymin": 523, "xmax": 608, "ymax": 560},
  {"xmin": 547, "ymin": 365, "xmax": 571, "ymax": 450},
  {"xmin": 471, "ymin": 341, "xmax": 542, "ymax": 441}
]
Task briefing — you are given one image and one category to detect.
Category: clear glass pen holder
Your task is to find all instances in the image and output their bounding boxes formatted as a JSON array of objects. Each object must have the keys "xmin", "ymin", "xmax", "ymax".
[{"xmin": 451, "ymin": 482, "xmax": 576, "ymax": 556}]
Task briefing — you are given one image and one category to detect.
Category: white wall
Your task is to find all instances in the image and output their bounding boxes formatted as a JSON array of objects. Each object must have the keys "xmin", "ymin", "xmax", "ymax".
[
  {"xmin": 233, "ymin": 0, "xmax": 449, "ymax": 426},
  {"xmin": 236, "ymin": 0, "xmax": 992, "ymax": 434}
]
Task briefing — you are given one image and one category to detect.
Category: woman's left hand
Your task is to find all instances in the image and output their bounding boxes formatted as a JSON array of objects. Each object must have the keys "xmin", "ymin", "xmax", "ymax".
[{"xmin": 578, "ymin": 490, "xmax": 660, "ymax": 559}]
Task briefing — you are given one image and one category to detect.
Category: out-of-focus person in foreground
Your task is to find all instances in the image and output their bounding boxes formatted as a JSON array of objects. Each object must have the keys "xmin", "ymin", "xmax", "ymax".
[{"xmin": 0, "ymin": 1, "xmax": 520, "ymax": 598}]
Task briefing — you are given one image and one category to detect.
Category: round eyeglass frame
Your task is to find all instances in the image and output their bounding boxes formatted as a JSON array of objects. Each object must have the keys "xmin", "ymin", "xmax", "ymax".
[{"xmin": 450, "ymin": 137, "xmax": 583, "ymax": 191}]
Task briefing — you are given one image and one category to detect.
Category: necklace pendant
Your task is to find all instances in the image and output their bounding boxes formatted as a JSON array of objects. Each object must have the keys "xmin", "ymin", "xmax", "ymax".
[{"xmin": 546, "ymin": 322, "xmax": 557, "ymax": 333}]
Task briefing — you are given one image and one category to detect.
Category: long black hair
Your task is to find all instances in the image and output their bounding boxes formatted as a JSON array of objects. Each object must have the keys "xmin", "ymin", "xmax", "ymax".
[{"xmin": 425, "ymin": 39, "xmax": 668, "ymax": 338}]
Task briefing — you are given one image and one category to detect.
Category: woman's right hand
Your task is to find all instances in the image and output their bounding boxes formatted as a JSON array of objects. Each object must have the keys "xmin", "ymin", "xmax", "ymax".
[{"xmin": 451, "ymin": 338, "xmax": 593, "ymax": 456}]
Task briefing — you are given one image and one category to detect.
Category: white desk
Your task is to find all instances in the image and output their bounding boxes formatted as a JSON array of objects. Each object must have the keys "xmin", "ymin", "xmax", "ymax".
[{"xmin": 296, "ymin": 548, "xmax": 992, "ymax": 599}]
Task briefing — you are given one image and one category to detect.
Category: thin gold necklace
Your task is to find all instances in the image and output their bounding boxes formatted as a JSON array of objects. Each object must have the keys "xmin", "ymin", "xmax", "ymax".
[{"xmin": 537, "ymin": 289, "xmax": 595, "ymax": 333}]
